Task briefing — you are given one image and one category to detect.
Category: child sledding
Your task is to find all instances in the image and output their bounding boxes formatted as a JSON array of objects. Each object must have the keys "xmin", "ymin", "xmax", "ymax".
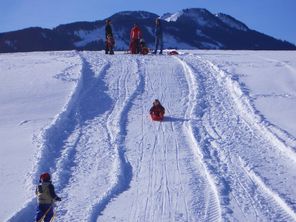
[{"xmin": 149, "ymin": 99, "xmax": 165, "ymax": 121}]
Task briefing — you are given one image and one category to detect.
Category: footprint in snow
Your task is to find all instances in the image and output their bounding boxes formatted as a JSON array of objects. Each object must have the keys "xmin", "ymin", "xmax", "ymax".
[{"xmin": 19, "ymin": 120, "xmax": 30, "ymax": 126}]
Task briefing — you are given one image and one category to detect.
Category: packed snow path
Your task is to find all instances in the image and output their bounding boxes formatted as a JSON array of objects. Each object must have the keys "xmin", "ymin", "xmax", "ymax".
[{"xmin": 6, "ymin": 51, "xmax": 296, "ymax": 222}]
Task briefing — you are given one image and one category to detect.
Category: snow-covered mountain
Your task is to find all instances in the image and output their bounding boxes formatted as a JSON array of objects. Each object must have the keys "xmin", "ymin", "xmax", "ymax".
[
  {"xmin": 0, "ymin": 8, "xmax": 295, "ymax": 53},
  {"xmin": 1, "ymin": 50, "xmax": 296, "ymax": 222},
  {"xmin": 215, "ymin": 13, "xmax": 249, "ymax": 31}
]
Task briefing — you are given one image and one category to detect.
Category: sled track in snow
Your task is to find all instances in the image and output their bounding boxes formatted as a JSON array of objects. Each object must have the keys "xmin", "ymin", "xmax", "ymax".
[
  {"xmin": 53, "ymin": 53, "xmax": 144, "ymax": 221},
  {"xmin": 6, "ymin": 52, "xmax": 296, "ymax": 222},
  {"xmin": 7, "ymin": 52, "xmax": 115, "ymax": 221},
  {"xmin": 205, "ymin": 57, "xmax": 296, "ymax": 220},
  {"xmin": 176, "ymin": 57, "xmax": 222, "ymax": 222},
  {"xmin": 10, "ymin": 53, "xmax": 142, "ymax": 222},
  {"xmin": 179, "ymin": 55, "xmax": 296, "ymax": 221},
  {"xmin": 141, "ymin": 56, "xmax": 222, "ymax": 222},
  {"xmin": 252, "ymin": 54, "xmax": 296, "ymax": 152},
  {"xmin": 205, "ymin": 56, "xmax": 296, "ymax": 164},
  {"xmin": 96, "ymin": 55, "xmax": 225, "ymax": 222},
  {"xmin": 90, "ymin": 58, "xmax": 145, "ymax": 221}
]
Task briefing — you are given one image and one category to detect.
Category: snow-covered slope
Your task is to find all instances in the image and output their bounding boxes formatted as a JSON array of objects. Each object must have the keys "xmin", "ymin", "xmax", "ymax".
[
  {"xmin": 1, "ymin": 50, "xmax": 296, "ymax": 222},
  {"xmin": 215, "ymin": 13, "xmax": 249, "ymax": 31}
]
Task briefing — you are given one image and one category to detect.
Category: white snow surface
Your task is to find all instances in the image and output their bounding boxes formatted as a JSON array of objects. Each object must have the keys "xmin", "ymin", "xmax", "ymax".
[
  {"xmin": 1, "ymin": 50, "xmax": 296, "ymax": 222},
  {"xmin": 163, "ymin": 11, "xmax": 184, "ymax": 22}
]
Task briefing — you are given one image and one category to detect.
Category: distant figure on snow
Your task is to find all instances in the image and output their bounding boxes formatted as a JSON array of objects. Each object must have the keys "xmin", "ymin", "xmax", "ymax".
[
  {"xmin": 153, "ymin": 18, "xmax": 163, "ymax": 54},
  {"xmin": 106, "ymin": 34, "xmax": 115, "ymax": 55},
  {"xmin": 150, "ymin": 99, "xmax": 165, "ymax": 121},
  {"xmin": 35, "ymin": 172, "xmax": 61, "ymax": 222},
  {"xmin": 105, "ymin": 19, "xmax": 115, "ymax": 54},
  {"xmin": 139, "ymin": 38, "xmax": 149, "ymax": 55},
  {"xmin": 130, "ymin": 24, "xmax": 142, "ymax": 54}
]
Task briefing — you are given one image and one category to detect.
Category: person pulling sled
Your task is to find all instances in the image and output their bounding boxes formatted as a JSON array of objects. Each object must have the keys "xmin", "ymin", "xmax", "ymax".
[
  {"xmin": 150, "ymin": 99, "xmax": 165, "ymax": 121},
  {"xmin": 35, "ymin": 172, "xmax": 61, "ymax": 222}
]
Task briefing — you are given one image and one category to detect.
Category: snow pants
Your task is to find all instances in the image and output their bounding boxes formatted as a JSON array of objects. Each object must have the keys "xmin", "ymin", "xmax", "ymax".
[
  {"xmin": 130, "ymin": 39, "xmax": 140, "ymax": 54},
  {"xmin": 105, "ymin": 40, "xmax": 114, "ymax": 54},
  {"xmin": 154, "ymin": 35, "xmax": 163, "ymax": 54},
  {"xmin": 36, "ymin": 204, "xmax": 54, "ymax": 222}
]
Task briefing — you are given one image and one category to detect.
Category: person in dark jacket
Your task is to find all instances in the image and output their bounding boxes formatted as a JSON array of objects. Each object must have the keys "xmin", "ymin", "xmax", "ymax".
[
  {"xmin": 35, "ymin": 173, "xmax": 61, "ymax": 222},
  {"xmin": 105, "ymin": 19, "xmax": 115, "ymax": 54},
  {"xmin": 150, "ymin": 99, "xmax": 165, "ymax": 120},
  {"xmin": 153, "ymin": 18, "xmax": 163, "ymax": 54}
]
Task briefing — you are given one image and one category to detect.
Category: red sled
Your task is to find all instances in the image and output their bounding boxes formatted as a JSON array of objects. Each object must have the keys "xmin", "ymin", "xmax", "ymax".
[
  {"xmin": 150, "ymin": 113, "xmax": 164, "ymax": 121},
  {"xmin": 168, "ymin": 50, "xmax": 179, "ymax": 55}
]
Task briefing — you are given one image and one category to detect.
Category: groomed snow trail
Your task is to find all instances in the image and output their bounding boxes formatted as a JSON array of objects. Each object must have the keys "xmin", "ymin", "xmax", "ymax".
[
  {"xmin": 180, "ymin": 54, "xmax": 296, "ymax": 221},
  {"xmin": 56, "ymin": 52, "xmax": 139, "ymax": 221},
  {"xmin": 6, "ymin": 51, "xmax": 296, "ymax": 222},
  {"xmin": 98, "ymin": 55, "xmax": 221, "ymax": 222}
]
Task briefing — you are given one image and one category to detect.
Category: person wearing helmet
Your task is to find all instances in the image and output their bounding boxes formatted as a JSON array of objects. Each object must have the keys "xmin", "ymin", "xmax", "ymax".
[
  {"xmin": 35, "ymin": 173, "xmax": 61, "ymax": 222},
  {"xmin": 150, "ymin": 99, "xmax": 165, "ymax": 121}
]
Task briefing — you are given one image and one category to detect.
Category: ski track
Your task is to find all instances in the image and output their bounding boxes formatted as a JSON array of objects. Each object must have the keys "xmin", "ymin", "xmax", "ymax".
[
  {"xmin": 98, "ymin": 55, "xmax": 221, "ymax": 222},
  {"xmin": 6, "ymin": 51, "xmax": 296, "ymax": 222},
  {"xmin": 180, "ymin": 54, "xmax": 296, "ymax": 221},
  {"xmin": 253, "ymin": 54, "xmax": 296, "ymax": 151},
  {"xmin": 56, "ymin": 53, "xmax": 139, "ymax": 221},
  {"xmin": 6, "ymin": 50, "xmax": 86, "ymax": 222}
]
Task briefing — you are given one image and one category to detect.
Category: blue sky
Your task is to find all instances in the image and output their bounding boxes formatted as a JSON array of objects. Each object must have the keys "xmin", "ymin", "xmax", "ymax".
[{"xmin": 0, "ymin": 0, "xmax": 295, "ymax": 44}]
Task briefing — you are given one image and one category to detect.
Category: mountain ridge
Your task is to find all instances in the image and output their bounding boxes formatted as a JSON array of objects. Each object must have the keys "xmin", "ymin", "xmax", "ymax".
[{"xmin": 0, "ymin": 8, "xmax": 295, "ymax": 53}]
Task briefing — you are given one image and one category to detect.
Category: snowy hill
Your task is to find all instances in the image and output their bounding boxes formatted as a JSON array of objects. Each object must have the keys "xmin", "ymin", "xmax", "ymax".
[
  {"xmin": 215, "ymin": 13, "xmax": 249, "ymax": 31},
  {"xmin": 1, "ymin": 50, "xmax": 296, "ymax": 222},
  {"xmin": 1, "ymin": 8, "xmax": 296, "ymax": 53}
]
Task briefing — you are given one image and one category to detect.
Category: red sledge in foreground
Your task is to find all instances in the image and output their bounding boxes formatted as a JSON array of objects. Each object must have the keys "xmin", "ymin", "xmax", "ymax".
[{"xmin": 150, "ymin": 99, "xmax": 165, "ymax": 121}]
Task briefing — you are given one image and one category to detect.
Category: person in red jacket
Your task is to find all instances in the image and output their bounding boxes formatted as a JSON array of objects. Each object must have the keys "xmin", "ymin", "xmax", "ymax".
[
  {"xmin": 150, "ymin": 99, "xmax": 165, "ymax": 121},
  {"xmin": 130, "ymin": 24, "xmax": 142, "ymax": 54}
]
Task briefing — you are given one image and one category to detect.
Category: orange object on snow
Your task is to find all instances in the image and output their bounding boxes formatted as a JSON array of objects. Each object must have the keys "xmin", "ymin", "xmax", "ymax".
[{"xmin": 168, "ymin": 50, "xmax": 179, "ymax": 55}]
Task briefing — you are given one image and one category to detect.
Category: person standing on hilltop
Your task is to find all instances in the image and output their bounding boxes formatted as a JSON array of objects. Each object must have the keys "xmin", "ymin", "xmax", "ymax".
[
  {"xmin": 105, "ymin": 19, "xmax": 115, "ymax": 54},
  {"xmin": 130, "ymin": 23, "xmax": 142, "ymax": 54},
  {"xmin": 153, "ymin": 18, "xmax": 163, "ymax": 54}
]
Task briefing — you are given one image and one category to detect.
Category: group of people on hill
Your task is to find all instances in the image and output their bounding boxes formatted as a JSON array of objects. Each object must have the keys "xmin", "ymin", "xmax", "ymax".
[{"xmin": 105, "ymin": 18, "xmax": 163, "ymax": 55}]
